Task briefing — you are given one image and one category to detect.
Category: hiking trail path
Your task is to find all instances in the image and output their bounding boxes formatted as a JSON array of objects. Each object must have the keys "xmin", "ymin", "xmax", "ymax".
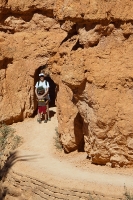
[{"xmin": 11, "ymin": 107, "xmax": 133, "ymax": 198}]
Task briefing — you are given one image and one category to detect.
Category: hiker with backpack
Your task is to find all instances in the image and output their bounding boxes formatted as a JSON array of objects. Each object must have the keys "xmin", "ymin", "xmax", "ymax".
[{"xmin": 35, "ymin": 73, "xmax": 50, "ymax": 123}]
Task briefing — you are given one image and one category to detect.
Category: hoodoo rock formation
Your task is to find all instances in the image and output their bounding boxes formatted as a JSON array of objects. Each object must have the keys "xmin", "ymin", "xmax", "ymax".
[{"xmin": 1, "ymin": 0, "xmax": 133, "ymax": 167}]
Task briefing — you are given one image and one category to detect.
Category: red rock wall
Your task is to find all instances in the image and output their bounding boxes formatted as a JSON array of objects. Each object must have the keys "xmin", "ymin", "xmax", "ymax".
[{"xmin": 1, "ymin": 0, "xmax": 133, "ymax": 166}]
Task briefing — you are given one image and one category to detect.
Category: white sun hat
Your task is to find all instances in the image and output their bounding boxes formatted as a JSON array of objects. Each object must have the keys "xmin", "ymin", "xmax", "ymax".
[{"xmin": 39, "ymin": 73, "xmax": 45, "ymax": 77}]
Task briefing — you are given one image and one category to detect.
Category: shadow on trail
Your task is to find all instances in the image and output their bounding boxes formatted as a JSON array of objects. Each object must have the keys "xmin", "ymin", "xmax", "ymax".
[
  {"xmin": 49, "ymin": 110, "xmax": 56, "ymax": 118},
  {"xmin": 0, "ymin": 151, "xmax": 39, "ymax": 200}
]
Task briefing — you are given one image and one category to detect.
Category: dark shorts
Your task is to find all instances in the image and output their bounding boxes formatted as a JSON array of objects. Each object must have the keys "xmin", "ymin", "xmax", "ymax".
[{"xmin": 38, "ymin": 106, "xmax": 47, "ymax": 114}]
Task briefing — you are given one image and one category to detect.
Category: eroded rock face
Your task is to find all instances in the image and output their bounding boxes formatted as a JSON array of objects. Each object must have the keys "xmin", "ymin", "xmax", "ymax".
[
  {"xmin": 1, "ymin": 0, "xmax": 133, "ymax": 166},
  {"xmin": 0, "ymin": 4, "xmax": 66, "ymax": 123}
]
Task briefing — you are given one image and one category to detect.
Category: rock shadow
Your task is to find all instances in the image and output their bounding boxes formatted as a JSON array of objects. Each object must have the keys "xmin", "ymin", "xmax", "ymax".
[{"xmin": 74, "ymin": 112, "xmax": 85, "ymax": 152}]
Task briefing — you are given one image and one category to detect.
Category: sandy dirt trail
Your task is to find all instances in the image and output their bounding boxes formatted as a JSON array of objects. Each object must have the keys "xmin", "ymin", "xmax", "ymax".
[{"xmin": 11, "ymin": 107, "xmax": 133, "ymax": 197}]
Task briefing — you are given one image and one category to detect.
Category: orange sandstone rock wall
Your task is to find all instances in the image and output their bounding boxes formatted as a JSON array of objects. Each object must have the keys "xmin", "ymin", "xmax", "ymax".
[
  {"xmin": 0, "ymin": 0, "xmax": 66, "ymax": 123},
  {"xmin": 1, "ymin": 0, "xmax": 133, "ymax": 166}
]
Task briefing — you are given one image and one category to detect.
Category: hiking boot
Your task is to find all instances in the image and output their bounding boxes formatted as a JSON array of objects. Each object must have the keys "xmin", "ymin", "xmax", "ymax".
[{"xmin": 37, "ymin": 119, "xmax": 41, "ymax": 123}]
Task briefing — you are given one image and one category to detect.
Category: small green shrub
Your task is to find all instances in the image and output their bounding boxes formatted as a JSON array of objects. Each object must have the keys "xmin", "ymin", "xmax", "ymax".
[
  {"xmin": 0, "ymin": 123, "xmax": 15, "ymax": 137},
  {"xmin": 0, "ymin": 124, "xmax": 15, "ymax": 151},
  {"xmin": 0, "ymin": 123, "xmax": 22, "ymax": 168},
  {"xmin": 12, "ymin": 135, "xmax": 22, "ymax": 150},
  {"xmin": 124, "ymin": 186, "xmax": 133, "ymax": 200},
  {"xmin": 54, "ymin": 127, "xmax": 62, "ymax": 150}
]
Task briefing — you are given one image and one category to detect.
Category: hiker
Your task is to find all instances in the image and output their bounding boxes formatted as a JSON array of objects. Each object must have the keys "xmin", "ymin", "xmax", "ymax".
[{"xmin": 35, "ymin": 73, "xmax": 50, "ymax": 123}]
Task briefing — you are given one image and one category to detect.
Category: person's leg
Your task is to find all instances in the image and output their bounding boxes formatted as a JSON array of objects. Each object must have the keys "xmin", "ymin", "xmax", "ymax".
[
  {"xmin": 47, "ymin": 102, "xmax": 51, "ymax": 121},
  {"xmin": 44, "ymin": 106, "xmax": 47, "ymax": 123},
  {"xmin": 44, "ymin": 114, "xmax": 47, "ymax": 123},
  {"xmin": 37, "ymin": 108, "xmax": 42, "ymax": 123}
]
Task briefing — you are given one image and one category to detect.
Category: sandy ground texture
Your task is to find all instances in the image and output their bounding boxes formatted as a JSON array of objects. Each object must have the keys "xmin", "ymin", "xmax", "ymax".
[{"xmin": 11, "ymin": 107, "xmax": 133, "ymax": 198}]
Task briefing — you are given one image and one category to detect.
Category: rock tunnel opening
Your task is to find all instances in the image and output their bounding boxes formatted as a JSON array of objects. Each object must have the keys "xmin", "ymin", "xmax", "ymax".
[{"xmin": 33, "ymin": 66, "xmax": 57, "ymax": 116}]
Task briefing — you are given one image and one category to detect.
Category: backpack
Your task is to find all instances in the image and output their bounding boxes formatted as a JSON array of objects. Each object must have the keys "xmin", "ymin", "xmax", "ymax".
[{"xmin": 37, "ymin": 81, "xmax": 48, "ymax": 96}]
